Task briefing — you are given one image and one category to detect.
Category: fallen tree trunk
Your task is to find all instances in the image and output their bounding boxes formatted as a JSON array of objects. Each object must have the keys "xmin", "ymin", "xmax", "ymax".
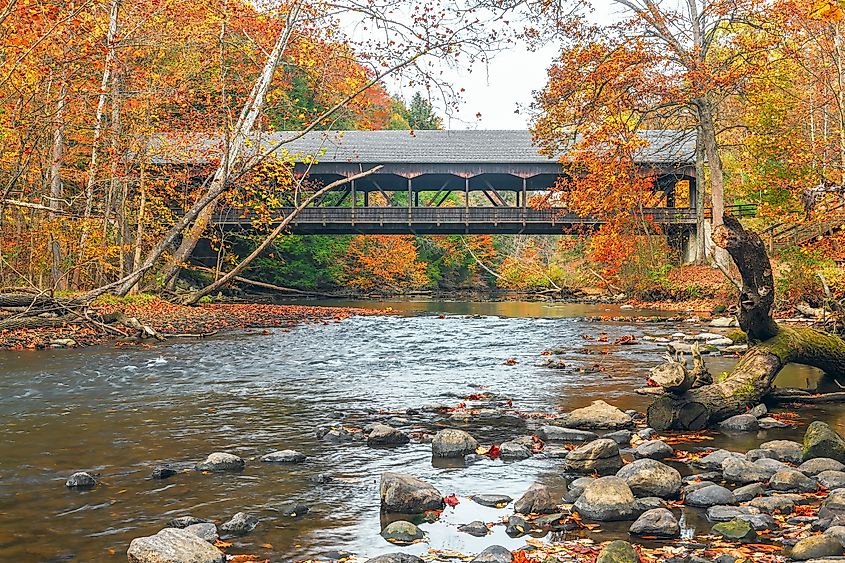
[{"xmin": 647, "ymin": 215, "xmax": 845, "ymax": 430}]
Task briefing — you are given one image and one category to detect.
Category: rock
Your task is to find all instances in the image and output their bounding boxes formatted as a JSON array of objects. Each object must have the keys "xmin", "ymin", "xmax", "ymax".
[
  {"xmin": 635, "ymin": 497, "xmax": 667, "ymax": 513},
  {"xmin": 634, "ymin": 439, "xmax": 673, "ymax": 460},
  {"xmin": 458, "ymin": 521, "xmax": 489, "ymax": 537},
  {"xmin": 683, "ymin": 481, "xmax": 716, "ymax": 495},
  {"xmin": 749, "ymin": 495, "xmax": 795, "ymax": 514},
  {"xmin": 431, "ymin": 429, "xmax": 479, "ymax": 457},
  {"xmin": 804, "ymin": 421, "xmax": 845, "ymax": 463},
  {"xmin": 790, "ymin": 535, "xmax": 844, "ymax": 560},
  {"xmin": 718, "ymin": 414, "xmax": 759, "ymax": 432},
  {"xmin": 184, "ymin": 523, "xmax": 218, "ymax": 543},
  {"xmin": 259, "ymin": 450, "xmax": 306, "ymax": 463},
  {"xmin": 166, "ymin": 516, "xmax": 210, "ymax": 529},
  {"xmin": 559, "ymin": 400, "xmax": 633, "ymax": 430},
  {"xmin": 748, "ymin": 403, "xmax": 768, "ymax": 417},
  {"xmin": 770, "ymin": 468, "xmax": 819, "ymax": 493},
  {"xmin": 506, "ymin": 515, "xmax": 530, "ymax": 537},
  {"xmin": 380, "ymin": 472, "xmax": 443, "ymax": 513},
  {"xmin": 758, "ymin": 417, "xmax": 789, "ymax": 429},
  {"xmin": 733, "ymin": 483, "xmax": 765, "ymax": 502},
  {"xmin": 380, "ymin": 521, "xmax": 424, "ymax": 544},
  {"xmin": 470, "ymin": 494, "xmax": 512, "ymax": 508},
  {"xmin": 696, "ymin": 449, "xmax": 741, "ymax": 470},
  {"xmin": 535, "ymin": 513, "xmax": 572, "ymax": 531},
  {"xmin": 759, "ymin": 440, "xmax": 803, "ymax": 463},
  {"xmin": 596, "ymin": 540, "xmax": 641, "ymax": 563},
  {"xmin": 604, "ymin": 430, "xmax": 632, "ymax": 446},
  {"xmin": 151, "ymin": 466, "xmax": 178, "ymax": 479},
  {"xmin": 685, "ymin": 484, "xmax": 736, "ymax": 508},
  {"xmin": 565, "ymin": 439, "xmax": 623, "ymax": 475},
  {"xmin": 637, "ymin": 427, "xmax": 657, "ymax": 440},
  {"xmin": 573, "ymin": 476, "xmax": 637, "ymax": 521},
  {"xmin": 65, "ymin": 471, "xmax": 96, "ymax": 488},
  {"xmin": 499, "ymin": 441, "xmax": 532, "ymax": 460},
  {"xmin": 712, "ymin": 518, "xmax": 757, "ymax": 543},
  {"xmin": 754, "ymin": 457, "xmax": 791, "ymax": 475},
  {"xmin": 746, "ymin": 448, "xmax": 776, "ymax": 461},
  {"xmin": 824, "ymin": 489, "xmax": 845, "ymax": 511},
  {"xmin": 824, "ymin": 525, "xmax": 845, "ymax": 546},
  {"xmin": 538, "ymin": 426, "xmax": 598, "ymax": 442},
  {"xmin": 706, "ymin": 505, "xmax": 761, "ymax": 522},
  {"xmin": 310, "ymin": 473, "xmax": 334, "ymax": 484},
  {"xmin": 470, "ymin": 545, "xmax": 513, "ymax": 563},
  {"xmin": 629, "ymin": 508, "xmax": 680, "ymax": 538},
  {"xmin": 711, "ymin": 316, "xmax": 738, "ymax": 327},
  {"xmin": 616, "ymin": 458, "xmax": 681, "ymax": 499},
  {"xmin": 274, "ymin": 501, "xmax": 309, "ymax": 517},
  {"xmin": 219, "ymin": 512, "xmax": 258, "ymax": 536},
  {"xmin": 365, "ymin": 554, "xmax": 425, "ymax": 563},
  {"xmin": 513, "ymin": 484, "xmax": 556, "ymax": 514},
  {"xmin": 801, "ymin": 458, "xmax": 845, "ymax": 476},
  {"xmin": 195, "ymin": 452, "xmax": 244, "ymax": 472},
  {"xmin": 320, "ymin": 427, "xmax": 358, "ymax": 443},
  {"xmin": 819, "ymin": 471, "xmax": 845, "ymax": 490},
  {"xmin": 367, "ymin": 424, "xmax": 410, "ymax": 446},
  {"xmin": 127, "ymin": 528, "xmax": 225, "ymax": 563},
  {"xmin": 565, "ymin": 477, "xmax": 595, "ymax": 502},
  {"xmin": 722, "ymin": 457, "xmax": 772, "ymax": 484},
  {"xmin": 685, "ymin": 331, "xmax": 730, "ymax": 341}
]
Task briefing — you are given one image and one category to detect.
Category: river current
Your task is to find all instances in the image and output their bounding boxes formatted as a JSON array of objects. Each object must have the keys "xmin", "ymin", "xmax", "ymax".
[{"xmin": 0, "ymin": 300, "xmax": 841, "ymax": 562}]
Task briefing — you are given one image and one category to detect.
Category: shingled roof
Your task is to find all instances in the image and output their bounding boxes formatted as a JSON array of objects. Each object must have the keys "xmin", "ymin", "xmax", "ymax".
[{"xmin": 148, "ymin": 129, "xmax": 695, "ymax": 165}]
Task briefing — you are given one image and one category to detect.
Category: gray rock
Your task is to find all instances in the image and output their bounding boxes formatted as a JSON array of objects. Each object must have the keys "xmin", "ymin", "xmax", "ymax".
[
  {"xmin": 685, "ymin": 484, "xmax": 736, "ymax": 508},
  {"xmin": 219, "ymin": 512, "xmax": 258, "ymax": 536},
  {"xmin": 127, "ymin": 528, "xmax": 225, "ymax": 563},
  {"xmin": 260, "ymin": 450, "xmax": 306, "ymax": 463},
  {"xmin": 499, "ymin": 440, "xmax": 532, "ymax": 460},
  {"xmin": 471, "ymin": 494, "xmax": 512, "ymax": 508},
  {"xmin": 683, "ymin": 481, "xmax": 716, "ymax": 495},
  {"xmin": 470, "ymin": 545, "xmax": 513, "ymax": 563},
  {"xmin": 770, "ymin": 469, "xmax": 819, "ymax": 493},
  {"xmin": 824, "ymin": 525, "xmax": 845, "ymax": 546},
  {"xmin": 559, "ymin": 400, "xmax": 633, "ymax": 430},
  {"xmin": 758, "ymin": 417, "xmax": 790, "ymax": 429},
  {"xmin": 505, "ymin": 515, "xmax": 530, "ymax": 537},
  {"xmin": 195, "ymin": 452, "xmax": 244, "ymax": 472},
  {"xmin": 748, "ymin": 403, "xmax": 768, "ymax": 417},
  {"xmin": 65, "ymin": 471, "xmax": 96, "ymax": 488},
  {"xmin": 565, "ymin": 477, "xmax": 595, "ymax": 502},
  {"xmin": 706, "ymin": 505, "xmax": 761, "ymax": 522},
  {"xmin": 825, "ymin": 489, "xmax": 845, "ymax": 511},
  {"xmin": 790, "ymin": 535, "xmax": 844, "ymax": 560},
  {"xmin": 634, "ymin": 440, "xmax": 673, "ymax": 460},
  {"xmin": 574, "ymin": 476, "xmax": 637, "ymax": 521},
  {"xmin": 431, "ymin": 429, "xmax": 479, "ymax": 458},
  {"xmin": 801, "ymin": 458, "xmax": 845, "ymax": 476},
  {"xmin": 458, "ymin": 520, "xmax": 489, "ymax": 537},
  {"xmin": 759, "ymin": 440, "xmax": 803, "ymax": 463},
  {"xmin": 274, "ymin": 501, "xmax": 309, "ymax": 517},
  {"xmin": 184, "ymin": 523, "xmax": 218, "ymax": 543},
  {"xmin": 514, "ymin": 484, "xmax": 556, "ymax": 514},
  {"xmin": 166, "ymin": 516, "xmax": 210, "ymax": 529},
  {"xmin": 712, "ymin": 518, "xmax": 757, "ymax": 542},
  {"xmin": 380, "ymin": 520, "xmax": 424, "ymax": 544},
  {"xmin": 819, "ymin": 471, "xmax": 845, "ymax": 490},
  {"xmin": 380, "ymin": 472, "xmax": 443, "ymax": 513},
  {"xmin": 721, "ymin": 457, "xmax": 772, "ymax": 484},
  {"xmin": 565, "ymin": 438, "xmax": 623, "ymax": 475},
  {"xmin": 365, "ymin": 554, "xmax": 425, "ymax": 563},
  {"xmin": 629, "ymin": 508, "xmax": 680, "ymax": 538},
  {"xmin": 151, "ymin": 466, "xmax": 178, "ymax": 480},
  {"xmin": 718, "ymin": 414, "xmax": 759, "ymax": 432},
  {"xmin": 368, "ymin": 424, "xmax": 410, "ymax": 446},
  {"xmin": 733, "ymin": 483, "xmax": 765, "ymax": 502},
  {"xmin": 596, "ymin": 540, "xmax": 640, "ymax": 563},
  {"xmin": 805, "ymin": 421, "xmax": 845, "ymax": 463},
  {"xmin": 638, "ymin": 428, "xmax": 657, "ymax": 440},
  {"xmin": 696, "ymin": 449, "xmax": 741, "ymax": 470},
  {"xmin": 635, "ymin": 497, "xmax": 667, "ymax": 512},
  {"xmin": 604, "ymin": 430, "xmax": 632, "ymax": 446},
  {"xmin": 616, "ymin": 458, "xmax": 681, "ymax": 499},
  {"xmin": 746, "ymin": 448, "xmax": 777, "ymax": 462},
  {"xmin": 538, "ymin": 426, "xmax": 598, "ymax": 442},
  {"xmin": 749, "ymin": 495, "xmax": 795, "ymax": 514},
  {"xmin": 754, "ymin": 457, "xmax": 791, "ymax": 475}
]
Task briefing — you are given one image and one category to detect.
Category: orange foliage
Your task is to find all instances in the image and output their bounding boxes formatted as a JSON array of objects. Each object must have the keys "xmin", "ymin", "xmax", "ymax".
[{"xmin": 343, "ymin": 235, "xmax": 429, "ymax": 289}]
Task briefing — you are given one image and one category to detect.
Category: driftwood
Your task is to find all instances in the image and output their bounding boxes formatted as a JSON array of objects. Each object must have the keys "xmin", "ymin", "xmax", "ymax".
[{"xmin": 647, "ymin": 215, "xmax": 845, "ymax": 430}]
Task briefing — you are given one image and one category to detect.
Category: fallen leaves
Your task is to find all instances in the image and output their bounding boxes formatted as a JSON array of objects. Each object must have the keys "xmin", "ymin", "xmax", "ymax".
[{"xmin": 443, "ymin": 494, "xmax": 460, "ymax": 508}]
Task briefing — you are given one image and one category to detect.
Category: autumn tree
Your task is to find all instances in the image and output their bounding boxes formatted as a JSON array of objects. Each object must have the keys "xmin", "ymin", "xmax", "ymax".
[{"xmin": 343, "ymin": 235, "xmax": 429, "ymax": 290}]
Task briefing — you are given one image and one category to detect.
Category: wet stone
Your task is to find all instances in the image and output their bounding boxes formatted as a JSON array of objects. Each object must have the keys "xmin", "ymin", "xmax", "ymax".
[
  {"xmin": 219, "ymin": 512, "xmax": 258, "ymax": 536},
  {"xmin": 790, "ymin": 534, "xmax": 844, "ymax": 560},
  {"xmin": 457, "ymin": 521, "xmax": 489, "ymax": 537},
  {"xmin": 685, "ymin": 485, "xmax": 736, "ymax": 508},
  {"xmin": 513, "ymin": 484, "xmax": 557, "ymax": 514},
  {"xmin": 470, "ymin": 545, "xmax": 513, "ymax": 563},
  {"xmin": 499, "ymin": 440, "xmax": 532, "ymax": 460},
  {"xmin": 804, "ymin": 421, "xmax": 845, "ymax": 464},
  {"xmin": 431, "ymin": 429, "xmax": 479, "ymax": 458},
  {"xmin": 184, "ymin": 523, "xmax": 218, "ymax": 543},
  {"xmin": 759, "ymin": 440, "xmax": 803, "ymax": 464},
  {"xmin": 574, "ymin": 476, "xmax": 637, "ymax": 521},
  {"xmin": 682, "ymin": 481, "xmax": 716, "ymax": 496},
  {"xmin": 559, "ymin": 400, "xmax": 633, "ymax": 430},
  {"xmin": 195, "ymin": 452, "xmax": 244, "ymax": 472},
  {"xmin": 365, "ymin": 553, "xmax": 425, "ymax": 563},
  {"xmin": 150, "ymin": 466, "xmax": 178, "ymax": 480},
  {"xmin": 604, "ymin": 430, "xmax": 632, "ymax": 446},
  {"xmin": 380, "ymin": 521, "xmax": 424, "ymax": 545},
  {"xmin": 166, "ymin": 516, "xmax": 210, "ymax": 529},
  {"xmin": 635, "ymin": 497, "xmax": 666, "ymax": 513},
  {"xmin": 535, "ymin": 513, "xmax": 573, "ymax": 531},
  {"xmin": 538, "ymin": 426, "xmax": 598, "ymax": 442},
  {"xmin": 629, "ymin": 508, "xmax": 680, "ymax": 538},
  {"xmin": 65, "ymin": 472, "xmax": 96, "ymax": 489},
  {"xmin": 721, "ymin": 457, "xmax": 772, "ymax": 484},
  {"xmin": 801, "ymin": 458, "xmax": 845, "ymax": 476},
  {"xmin": 819, "ymin": 471, "xmax": 845, "ymax": 490},
  {"xmin": 718, "ymin": 414, "xmax": 759, "ymax": 432},
  {"xmin": 633, "ymin": 439, "xmax": 673, "ymax": 460},
  {"xmin": 616, "ymin": 458, "xmax": 681, "ymax": 499},
  {"xmin": 695, "ymin": 449, "xmax": 741, "ymax": 470},
  {"xmin": 565, "ymin": 438, "xmax": 623, "ymax": 475},
  {"xmin": 758, "ymin": 417, "xmax": 789, "ymax": 429},
  {"xmin": 367, "ymin": 424, "xmax": 410, "ymax": 447},
  {"xmin": 471, "ymin": 494, "xmax": 512, "ymax": 508},
  {"xmin": 596, "ymin": 540, "xmax": 640, "ymax": 563},
  {"xmin": 712, "ymin": 518, "xmax": 757, "ymax": 543},
  {"xmin": 259, "ymin": 450, "xmax": 306, "ymax": 463},
  {"xmin": 506, "ymin": 515, "xmax": 530, "ymax": 536},
  {"xmin": 380, "ymin": 472, "xmax": 443, "ymax": 514},
  {"xmin": 770, "ymin": 469, "xmax": 819, "ymax": 493},
  {"xmin": 127, "ymin": 528, "xmax": 224, "ymax": 563},
  {"xmin": 749, "ymin": 495, "xmax": 795, "ymax": 514},
  {"xmin": 732, "ymin": 483, "xmax": 765, "ymax": 502},
  {"xmin": 274, "ymin": 501, "xmax": 309, "ymax": 517},
  {"xmin": 565, "ymin": 477, "xmax": 595, "ymax": 503},
  {"xmin": 706, "ymin": 505, "xmax": 761, "ymax": 522}
]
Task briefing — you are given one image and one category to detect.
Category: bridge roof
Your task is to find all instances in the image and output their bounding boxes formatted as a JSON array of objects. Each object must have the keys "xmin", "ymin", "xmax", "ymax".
[{"xmin": 148, "ymin": 129, "xmax": 695, "ymax": 166}]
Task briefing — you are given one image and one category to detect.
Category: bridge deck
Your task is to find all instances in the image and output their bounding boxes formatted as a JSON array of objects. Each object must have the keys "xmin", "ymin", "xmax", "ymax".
[{"xmin": 212, "ymin": 206, "xmax": 697, "ymax": 235}]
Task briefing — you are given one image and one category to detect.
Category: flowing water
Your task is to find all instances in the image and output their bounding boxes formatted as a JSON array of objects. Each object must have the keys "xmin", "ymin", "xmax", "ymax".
[{"xmin": 0, "ymin": 300, "xmax": 843, "ymax": 562}]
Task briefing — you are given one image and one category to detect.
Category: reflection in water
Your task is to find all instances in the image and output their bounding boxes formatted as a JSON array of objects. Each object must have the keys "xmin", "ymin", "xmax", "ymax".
[{"xmin": 0, "ymin": 300, "xmax": 840, "ymax": 561}]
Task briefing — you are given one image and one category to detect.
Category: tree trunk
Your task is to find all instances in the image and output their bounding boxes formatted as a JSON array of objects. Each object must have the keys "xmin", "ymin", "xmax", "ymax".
[
  {"xmin": 647, "ymin": 216, "xmax": 845, "ymax": 430},
  {"xmin": 694, "ymin": 128, "xmax": 706, "ymax": 264},
  {"xmin": 49, "ymin": 75, "xmax": 67, "ymax": 290}
]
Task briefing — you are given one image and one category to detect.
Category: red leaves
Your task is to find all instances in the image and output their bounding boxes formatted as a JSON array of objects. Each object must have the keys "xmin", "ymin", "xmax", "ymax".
[
  {"xmin": 503, "ymin": 358, "xmax": 518, "ymax": 365},
  {"xmin": 443, "ymin": 494, "xmax": 460, "ymax": 507}
]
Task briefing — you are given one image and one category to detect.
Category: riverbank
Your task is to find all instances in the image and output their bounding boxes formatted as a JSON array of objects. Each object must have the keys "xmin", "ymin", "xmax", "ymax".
[{"xmin": 0, "ymin": 299, "xmax": 385, "ymax": 351}]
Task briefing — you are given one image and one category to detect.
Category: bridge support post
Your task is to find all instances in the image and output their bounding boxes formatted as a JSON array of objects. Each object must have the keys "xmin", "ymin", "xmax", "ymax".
[
  {"xmin": 668, "ymin": 228, "xmax": 697, "ymax": 264},
  {"xmin": 464, "ymin": 177, "xmax": 469, "ymax": 229},
  {"xmin": 351, "ymin": 179, "xmax": 355, "ymax": 226},
  {"xmin": 407, "ymin": 178, "xmax": 412, "ymax": 223}
]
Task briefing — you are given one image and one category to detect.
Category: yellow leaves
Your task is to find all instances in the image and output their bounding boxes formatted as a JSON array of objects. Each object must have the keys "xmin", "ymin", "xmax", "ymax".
[{"xmin": 810, "ymin": 0, "xmax": 845, "ymax": 20}]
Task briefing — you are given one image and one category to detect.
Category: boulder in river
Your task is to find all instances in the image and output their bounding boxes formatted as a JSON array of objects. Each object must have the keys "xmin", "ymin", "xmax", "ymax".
[
  {"xmin": 616, "ymin": 458, "xmax": 681, "ymax": 499},
  {"xmin": 470, "ymin": 545, "xmax": 513, "ymax": 563},
  {"xmin": 380, "ymin": 472, "xmax": 443, "ymax": 513},
  {"xmin": 367, "ymin": 424, "xmax": 410, "ymax": 447},
  {"xmin": 565, "ymin": 477, "xmax": 595, "ymax": 503},
  {"xmin": 573, "ymin": 476, "xmax": 637, "ymax": 521},
  {"xmin": 127, "ymin": 528, "xmax": 225, "ymax": 563},
  {"xmin": 712, "ymin": 518, "xmax": 757, "ymax": 543},
  {"xmin": 365, "ymin": 554, "xmax": 425, "ymax": 563},
  {"xmin": 684, "ymin": 484, "xmax": 736, "ymax": 508},
  {"xmin": 537, "ymin": 426, "xmax": 598, "ymax": 442},
  {"xmin": 749, "ymin": 495, "xmax": 795, "ymax": 514},
  {"xmin": 695, "ymin": 449, "xmax": 741, "ymax": 470},
  {"xmin": 800, "ymin": 457, "xmax": 845, "ymax": 475},
  {"xmin": 596, "ymin": 540, "xmax": 640, "ymax": 563},
  {"xmin": 769, "ymin": 468, "xmax": 819, "ymax": 493},
  {"xmin": 499, "ymin": 441, "xmax": 532, "ymax": 460},
  {"xmin": 184, "ymin": 523, "xmax": 218, "ymax": 543},
  {"xmin": 65, "ymin": 471, "xmax": 96, "ymax": 489},
  {"xmin": 804, "ymin": 421, "xmax": 845, "ymax": 463},
  {"xmin": 721, "ymin": 457, "xmax": 772, "ymax": 484},
  {"xmin": 513, "ymin": 484, "xmax": 557, "ymax": 514},
  {"xmin": 195, "ymin": 452, "xmax": 244, "ymax": 472},
  {"xmin": 150, "ymin": 466, "xmax": 178, "ymax": 480},
  {"xmin": 790, "ymin": 534, "xmax": 844, "ymax": 560},
  {"xmin": 380, "ymin": 520, "xmax": 424, "ymax": 544},
  {"xmin": 758, "ymin": 440, "xmax": 803, "ymax": 464},
  {"xmin": 431, "ymin": 429, "xmax": 478, "ymax": 458},
  {"xmin": 166, "ymin": 516, "xmax": 210, "ymax": 529},
  {"xmin": 717, "ymin": 414, "xmax": 759, "ymax": 432},
  {"xmin": 565, "ymin": 439, "xmax": 623, "ymax": 475},
  {"xmin": 818, "ymin": 470, "xmax": 845, "ymax": 490},
  {"xmin": 706, "ymin": 505, "xmax": 762, "ymax": 523},
  {"xmin": 732, "ymin": 483, "xmax": 764, "ymax": 502},
  {"xmin": 274, "ymin": 501, "xmax": 309, "ymax": 517},
  {"xmin": 629, "ymin": 508, "xmax": 679, "ymax": 538},
  {"xmin": 604, "ymin": 430, "xmax": 632, "ymax": 446},
  {"xmin": 457, "ymin": 521, "xmax": 489, "ymax": 537},
  {"xmin": 219, "ymin": 512, "xmax": 258, "ymax": 536},
  {"xmin": 559, "ymin": 400, "xmax": 633, "ymax": 430},
  {"xmin": 633, "ymin": 439, "xmax": 673, "ymax": 460},
  {"xmin": 470, "ymin": 494, "xmax": 512, "ymax": 508},
  {"xmin": 259, "ymin": 450, "xmax": 306, "ymax": 463}
]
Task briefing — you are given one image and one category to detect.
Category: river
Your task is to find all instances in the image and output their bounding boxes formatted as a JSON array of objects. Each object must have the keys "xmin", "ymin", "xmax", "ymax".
[{"xmin": 0, "ymin": 300, "xmax": 841, "ymax": 562}]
